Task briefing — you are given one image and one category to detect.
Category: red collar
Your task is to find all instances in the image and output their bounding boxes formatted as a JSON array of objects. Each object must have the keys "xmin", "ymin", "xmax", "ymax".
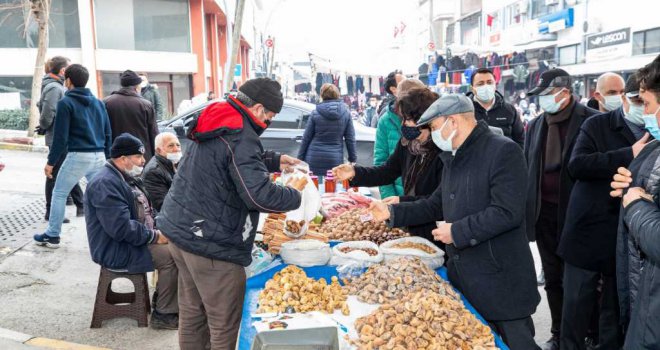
[{"xmin": 228, "ymin": 95, "xmax": 267, "ymax": 129}]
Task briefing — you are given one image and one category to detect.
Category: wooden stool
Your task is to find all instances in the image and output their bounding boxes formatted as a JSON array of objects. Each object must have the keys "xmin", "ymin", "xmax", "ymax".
[{"xmin": 90, "ymin": 267, "xmax": 151, "ymax": 328}]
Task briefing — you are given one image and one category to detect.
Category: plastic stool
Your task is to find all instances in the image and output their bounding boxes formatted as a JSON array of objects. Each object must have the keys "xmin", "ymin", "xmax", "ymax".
[{"xmin": 90, "ymin": 267, "xmax": 151, "ymax": 328}]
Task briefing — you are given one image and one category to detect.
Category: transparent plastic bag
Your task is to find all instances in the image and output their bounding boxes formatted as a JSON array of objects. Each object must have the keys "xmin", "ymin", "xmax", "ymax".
[
  {"xmin": 280, "ymin": 162, "xmax": 321, "ymax": 238},
  {"xmin": 380, "ymin": 237, "xmax": 445, "ymax": 269},
  {"xmin": 246, "ymin": 246, "xmax": 274, "ymax": 277},
  {"xmin": 331, "ymin": 241, "xmax": 383, "ymax": 280},
  {"xmin": 280, "ymin": 239, "xmax": 332, "ymax": 267}
]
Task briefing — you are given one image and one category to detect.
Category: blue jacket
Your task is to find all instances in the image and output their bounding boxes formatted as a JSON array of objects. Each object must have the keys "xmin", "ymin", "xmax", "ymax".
[
  {"xmin": 85, "ymin": 162, "xmax": 158, "ymax": 273},
  {"xmin": 297, "ymin": 99, "xmax": 357, "ymax": 175},
  {"xmin": 47, "ymin": 88, "xmax": 112, "ymax": 165}
]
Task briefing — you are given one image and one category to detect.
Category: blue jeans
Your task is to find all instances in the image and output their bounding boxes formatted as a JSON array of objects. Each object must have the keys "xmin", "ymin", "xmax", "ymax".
[{"xmin": 45, "ymin": 152, "xmax": 105, "ymax": 238}]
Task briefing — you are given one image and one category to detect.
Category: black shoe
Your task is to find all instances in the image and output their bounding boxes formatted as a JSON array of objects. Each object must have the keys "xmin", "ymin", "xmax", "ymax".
[
  {"xmin": 539, "ymin": 335, "xmax": 560, "ymax": 350},
  {"xmin": 150, "ymin": 310, "xmax": 178, "ymax": 330},
  {"xmin": 76, "ymin": 206, "xmax": 84, "ymax": 217},
  {"xmin": 584, "ymin": 337, "xmax": 597, "ymax": 350},
  {"xmin": 44, "ymin": 211, "xmax": 49, "ymax": 221},
  {"xmin": 66, "ymin": 197, "xmax": 74, "ymax": 206}
]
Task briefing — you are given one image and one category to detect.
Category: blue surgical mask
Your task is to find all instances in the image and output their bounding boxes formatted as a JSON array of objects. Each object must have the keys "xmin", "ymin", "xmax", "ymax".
[
  {"xmin": 602, "ymin": 94, "xmax": 623, "ymax": 111},
  {"xmin": 401, "ymin": 125, "xmax": 422, "ymax": 140},
  {"xmin": 475, "ymin": 84, "xmax": 496, "ymax": 103},
  {"xmin": 625, "ymin": 99, "xmax": 645, "ymax": 126},
  {"xmin": 643, "ymin": 107, "xmax": 660, "ymax": 139},
  {"xmin": 431, "ymin": 119, "xmax": 456, "ymax": 153},
  {"xmin": 539, "ymin": 89, "xmax": 567, "ymax": 114}
]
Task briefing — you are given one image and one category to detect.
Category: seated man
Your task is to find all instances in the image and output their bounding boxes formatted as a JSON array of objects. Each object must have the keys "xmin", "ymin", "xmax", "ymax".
[
  {"xmin": 84, "ymin": 133, "xmax": 178, "ymax": 330},
  {"xmin": 142, "ymin": 132, "xmax": 182, "ymax": 212}
]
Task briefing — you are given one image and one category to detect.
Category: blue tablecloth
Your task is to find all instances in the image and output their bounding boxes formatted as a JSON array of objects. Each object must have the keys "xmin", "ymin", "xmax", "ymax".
[{"xmin": 238, "ymin": 263, "xmax": 510, "ymax": 350}]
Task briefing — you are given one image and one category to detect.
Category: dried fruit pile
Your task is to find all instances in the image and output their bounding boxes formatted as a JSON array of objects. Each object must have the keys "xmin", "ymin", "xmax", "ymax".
[
  {"xmin": 257, "ymin": 265, "xmax": 349, "ymax": 315},
  {"xmin": 285, "ymin": 220, "xmax": 305, "ymax": 234},
  {"xmin": 320, "ymin": 208, "xmax": 408, "ymax": 245},
  {"xmin": 351, "ymin": 290, "xmax": 497, "ymax": 350},
  {"xmin": 343, "ymin": 257, "xmax": 458, "ymax": 304},
  {"xmin": 338, "ymin": 246, "xmax": 379, "ymax": 256},
  {"xmin": 391, "ymin": 241, "xmax": 437, "ymax": 254},
  {"xmin": 262, "ymin": 213, "xmax": 327, "ymax": 254}
]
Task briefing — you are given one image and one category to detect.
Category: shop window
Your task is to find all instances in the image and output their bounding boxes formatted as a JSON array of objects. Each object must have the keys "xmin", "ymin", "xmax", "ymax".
[
  {"xmin": 633, "ymin": 27, "xmax": 660, "ymax": 56},
  {"xmin": 0, "ymin": 0, "xmax": 80, "ymax": 48},
  {"xmin": 94, "ymin": 0, "xmax": 191, "ymax": 53},
  {"xmin": 0, "ymin": 76, "xmax": 33, "ymax": 109},
  {"xmin": 505, "ymin": 3, "xmax": 523, "ymax": 27},
  {"xmin": 531, "ymin": 0, "xmax": 561, "ymax": 19},
  {"xmin": 446, "ymin": 23, "xmax": 455, "ymax": 45},
  {"xmin": 559, "ymin": 44, "xmax": 581, "ymax": 65}
]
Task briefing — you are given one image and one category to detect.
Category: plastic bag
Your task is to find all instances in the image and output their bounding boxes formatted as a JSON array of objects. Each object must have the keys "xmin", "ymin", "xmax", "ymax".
[
  {"xmin": 379, "ymin": 237, "xmax": 445, "ymax": 269},
  {"xmin": 330, "ymin": 241, "xmax": 384, "ymax": 279},
  {"xmin": 280, "ymin": 162, "xmax": 321, "ymax": 237},
  {"xmin": 280, "ymin": 239, "xmax": 332, "ymax": 267},
  {"xmin": 246, "ymin": 246, "xmax": 274, "ymax": 277}
]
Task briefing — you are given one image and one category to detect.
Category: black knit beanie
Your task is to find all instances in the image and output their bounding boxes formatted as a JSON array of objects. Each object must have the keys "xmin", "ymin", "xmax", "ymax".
[
  {"xmin": 120, "ymin": 70, "xmax": 142, "ymax": 87},
  {"xmin": 239, "ymin": 78, "xmax": 284, "ymax": 113},
  {"xmin": 111, "ymin": 133, "xmax": 145, "ymax": 158}
]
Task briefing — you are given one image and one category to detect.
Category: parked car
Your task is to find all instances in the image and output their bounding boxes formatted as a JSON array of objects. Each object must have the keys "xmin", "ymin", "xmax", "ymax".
[{"xmin": 158, "ymin": 99, "xmax": 376, "ymax": 166}]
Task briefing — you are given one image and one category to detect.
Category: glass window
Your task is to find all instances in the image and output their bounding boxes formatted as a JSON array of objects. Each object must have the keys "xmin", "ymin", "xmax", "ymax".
[
  {"xmin": 0, "ymin": 76, "xmax": 33, "ymax": 109},
  {"xmin": 505, "ymin": 3, "xmax": 522, "ymax": 27},
  {"xmin": 445, "ymin": 23, "xmax": 455, "ymax": 45},
  {"xmin": 645, "ymin": 28, "xmax": 660, "ymax": 55},
  {"xmin": 559, "ymin": 44, "xmax": 578, "ymax": 65},
  {"xmin": 270, "ymin": 107, "xmax": 302, "ymax": 129},
  {"xmin": 531, "ymin": 0, "xmax": 560, "ymax": 19},
  {"xmin": 0, "ymin": 0, "xmax": 80, "ymax": 48},
  {"xmin": 633, "ymin": 32, "xmax": 644, "ymax": 56},
  {"xmin": 94, "ymin": 0, "xmax": 191, "ymax": 52}
]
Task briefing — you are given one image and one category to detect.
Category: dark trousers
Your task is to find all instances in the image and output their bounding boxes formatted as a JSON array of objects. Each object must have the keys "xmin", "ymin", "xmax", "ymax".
[
  {"xmin": 169, "ymin": 243, "xmax": 245, "ymax": 350},
  {"xmin": 45, "ymin": 152, "xmax": 83, "ymax": 213},
  {"xmin": 489, "ymin": 316, "xmax": 541, "ymax": 350},
  {"xmin": 148, "ymin": 244, "xmax": 179, "ymax": 314},
  {"xmin": 561, "ymin": 263, "xmax": 622, "ymax": 350},
  {"xmin": 537, "ymin": 201, "xmax": 564, "ymax": 336}
]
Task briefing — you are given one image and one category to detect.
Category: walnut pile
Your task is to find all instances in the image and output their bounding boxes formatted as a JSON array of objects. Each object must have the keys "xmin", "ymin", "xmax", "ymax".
[
  {"xmin": 351, "ymin": 290, "xmax": 497, "ymax": 350},
  {"xmin": 257, "ymin": 265, "xmax": 349, "ymax": 315},
  {"xmin": 391, "ymin": 241, "xmax": 437, "ymax": 254},
  {"xmin": 320, "ymin": 208, "xmax": 408, "ymax": 244},
  {"xmin": 343, "ymin": 257, "xmax": 459, "ymax": 304},
  {"xmin": 339, "ymin": 246, "xmax": 379, "ymax": 256},
  {"xmin": 285, "ymin": 220, "xmax": 305, "ymax": 234}
]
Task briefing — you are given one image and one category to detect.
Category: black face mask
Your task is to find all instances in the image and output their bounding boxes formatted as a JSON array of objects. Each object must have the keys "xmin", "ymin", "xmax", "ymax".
[
  {"xmin": 401, "ymin": 125, "xmax": 422, "ymax": 140},
  {"xmin": 264, "ymin": 119, "xmax": 271, "ymax": 127}
]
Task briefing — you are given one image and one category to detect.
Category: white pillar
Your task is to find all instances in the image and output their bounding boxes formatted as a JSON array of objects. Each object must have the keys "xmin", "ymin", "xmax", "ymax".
[{"xmin": 77, "ymin": 0, "xmax": 99, "ymax": 96}]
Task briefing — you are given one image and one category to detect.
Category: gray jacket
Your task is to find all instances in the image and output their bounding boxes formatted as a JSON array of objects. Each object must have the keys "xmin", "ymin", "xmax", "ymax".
[
  {"xmin": 141, "ymin": 84, "xmax": 164, "ymax": 120},
  {"xmin": 38, "ymin": 75, "xmax": 66, "ymax": 147},
  {"xmin": 619, "ymin": 140, "xmax": 660, "ymax": 348}
]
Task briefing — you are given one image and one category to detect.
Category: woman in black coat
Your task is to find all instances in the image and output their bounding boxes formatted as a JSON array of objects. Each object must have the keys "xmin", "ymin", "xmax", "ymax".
[
  {"xmin": 297, "ymin": 84, "xmax": 357, "ymax": 175},
  {"xmin": 332, "ymin": 87, "xmax": 444, "ymax": 249}
]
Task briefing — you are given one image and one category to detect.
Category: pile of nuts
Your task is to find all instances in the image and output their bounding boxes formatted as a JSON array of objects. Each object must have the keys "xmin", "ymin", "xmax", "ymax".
[
  {"xmin": 343, "ymin": 257, "xmax": 459, "ymax": 304},
  {"xmin": 351, "ymin": 290, "xmax": 497, "ymax": 350},
  {"xmin": 257, "ymin": 265, "xmax": 350, "ymax": 315},
  {"xmin": 285, "ymin": 220, "xmax": 305, "ymax": 234},
  {"xmin": 320, "ymin": 208, "xmax": 409, "ymax": 245},
  {"xmin": 338, "ymin": 246, "xmax": 379, "ymax": 256},
  {"xmin": 391, "ymin": 241, "xmax": 437, "ymax": 254}
]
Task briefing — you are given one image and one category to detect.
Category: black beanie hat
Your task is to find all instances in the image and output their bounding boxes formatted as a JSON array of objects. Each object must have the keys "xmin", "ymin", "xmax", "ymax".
[
  {"xmin": 239, "ymin": 78, "xmax": 284, "ymax": 113},
  {"xmin": 111, "ymin": 133, "xmax": 145, "ymax": 158},
  {"xmin": 120, "ymin": 70, "xmax": 142, "ymax": 87}
]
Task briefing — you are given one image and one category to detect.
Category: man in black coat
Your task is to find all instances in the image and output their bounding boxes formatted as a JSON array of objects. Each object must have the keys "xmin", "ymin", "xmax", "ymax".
[
  {"xmin": 141, "ymin": 131, "xmax": 182, "ymax": 212},
  {"xmin": 466, "ymin": 67, "xmax": 525, "ymax": 147},
  {"xmin": 524, "ymin": 68, "xmax": 600, "ymax": 350},
  {"xmin": 104, "ymin": 70, "xmax": 159, "ymax": 162},
  {"xmin": 157, "ymin": 78, "xmax": 306, "ymax": 349},
  {"xmin": 558, "ymin": 73, "xmax": 646, "ymax": 349},
  {"xmin": 370, "ymin": 94, "xmax": 540, "ymax": 350}
]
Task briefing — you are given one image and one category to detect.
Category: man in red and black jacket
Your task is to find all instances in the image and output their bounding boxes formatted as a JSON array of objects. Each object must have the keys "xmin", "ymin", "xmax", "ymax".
[{"xmin": 157, "ymin": 78, "xmax": 305, "ymax": 349}]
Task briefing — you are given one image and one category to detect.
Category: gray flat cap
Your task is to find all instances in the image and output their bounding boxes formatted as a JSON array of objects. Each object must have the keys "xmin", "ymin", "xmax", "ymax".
[{"xmin": 417, "ymin": 93, "xmax": 474, "ymax": 126}]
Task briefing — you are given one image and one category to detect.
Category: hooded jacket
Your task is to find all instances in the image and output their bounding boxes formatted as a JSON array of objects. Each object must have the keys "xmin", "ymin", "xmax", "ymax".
[
  {"xmin": 104, "ymin": 87, "xmax": 159, "ymax": 162},
  {"xmin": 374, "ymin": 101, "xmax": 404, "ymax": 198},
  {"xmin": 297, "ymin": 99, "xmax": 357, "ymax": 175},
  {"xmin": 157, "ymin": 96, "xmax": 302, "ymax": 266},
  {"xmin": 466, "ymin": 90, "xmax": 525, "ymax": 147},
  {"xmin": 141, "ymin": 84, "xmax": 164, "ymax": 120},
  {"xmin": 47, "ymin": 88, "xmax": 112, "ymax": 166},
  {"xmin": 38, "ymin": 74, "xmax": 66, "ymax": 147}
]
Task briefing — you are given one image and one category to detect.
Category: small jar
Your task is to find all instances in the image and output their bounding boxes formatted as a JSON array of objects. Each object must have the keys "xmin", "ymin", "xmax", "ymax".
[
  {"xmin": 311, "ymin": 175, "xmax": 319, "ymax": 189},
  {"xmin": 325, "ymin": 175, "xmax": 336, "ymax": 193}
]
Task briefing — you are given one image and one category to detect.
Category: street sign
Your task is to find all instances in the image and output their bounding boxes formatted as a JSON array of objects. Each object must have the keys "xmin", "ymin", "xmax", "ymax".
[
  {"xmin": 427, "ymin": 42, "xmax": 435, "ymax": 51},
  {"xmin": 586, "ymin": 28, "xmax": 631, "ymax": 63},
  {"xmin": 234, "ymin": 64, "xmax": 242, "ymax": 77},
  {"xmin": 265, "ymin": 38, "xmax": 273, "ymax": 48}
]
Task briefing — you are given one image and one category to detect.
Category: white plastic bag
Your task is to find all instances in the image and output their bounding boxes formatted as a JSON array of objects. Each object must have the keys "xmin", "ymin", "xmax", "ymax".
[
  {"xmin": 380, "ymin": 237, "xmax": 445, "ymax": 269},
  {"xmin": 280, "ymin": 239, "xmax": 332, "ymax": 267},
  {"xmin": 280, "ymin": 162, "xmax": 321, "ymax": 237},
  {"xmin": 246, "ymin": 246, "xmax": 274, "ymax": 277},
  {"xmin": 330, "ymin": 241, "xmax": 384, "ymax": 278}
]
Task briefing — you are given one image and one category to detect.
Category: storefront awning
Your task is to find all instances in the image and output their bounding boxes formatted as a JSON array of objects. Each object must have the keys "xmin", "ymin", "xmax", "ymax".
[{"xmin": 561, "ymin": 54, "xmax": 658, "ymax": 76}]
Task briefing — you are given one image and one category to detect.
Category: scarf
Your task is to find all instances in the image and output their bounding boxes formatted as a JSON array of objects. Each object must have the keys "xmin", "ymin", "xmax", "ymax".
[{"xmin": 544, "ymin": 97, "xmax": 575, "ymax": 172}]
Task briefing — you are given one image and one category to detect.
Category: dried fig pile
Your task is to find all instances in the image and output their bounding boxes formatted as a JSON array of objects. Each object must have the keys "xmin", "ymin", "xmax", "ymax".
[
  {"xmin": 339, "ymin": 246, "xmax": 379, "ymax": 256},
  {"xmin": 343, "ymin": 257, "xmax": 458, "ymax": 304},
  {"xmin": 285, "ymin": 220, "xmax": 305, "ymax": 234},
  {"xmin": 351, "ymin": 290, "xmax": 497, "ymax": 350},
  {"xmin": 257, "ymin": 265, "xmax": 349, "ymax": 315},
  {"xmin": 391, "ymin": 241, "xmax": 437, "ymax": 254},
  {"xmin": 320, "ymin": 208, "xmax": 408, "ymax": 244}
]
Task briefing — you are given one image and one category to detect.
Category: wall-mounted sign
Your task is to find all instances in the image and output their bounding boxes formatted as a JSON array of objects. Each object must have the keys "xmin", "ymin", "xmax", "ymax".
[
  {"xmin": 538, "ymin": 8, "xmax": 574, "ymax": 34},
  {"xmin": 585, "ymin": 28, "xmax": 631, "ymax": 63}
]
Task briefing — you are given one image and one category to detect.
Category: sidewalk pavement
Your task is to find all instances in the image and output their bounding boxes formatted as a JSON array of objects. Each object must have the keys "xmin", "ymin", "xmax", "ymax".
[
  {"xmin": 0, "ymin": 327, "xmax": 110, "ymax": 349},
  {"xmin": 0, "ymin": 129, "xmax": 48, "ymax": 153}
]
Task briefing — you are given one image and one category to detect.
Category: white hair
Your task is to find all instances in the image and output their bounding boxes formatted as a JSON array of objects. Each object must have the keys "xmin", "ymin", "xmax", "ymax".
[{"xmin": 155, "ymin": 132, "xmax": 177, "ymax": 150}]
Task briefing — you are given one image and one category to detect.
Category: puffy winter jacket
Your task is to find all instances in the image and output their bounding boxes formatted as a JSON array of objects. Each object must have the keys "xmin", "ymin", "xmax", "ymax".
[
  {"xmin": 38, "ymin": 74, "xmax": 66, "ymax": 147},
  {"xmin": 141, "ymin": 154, "xmax": 175, "ymax": 212},
  {"xmin": 297, "ymin": 99, "xmax": 357, "ymax": 175},
  {"xmin": 157, "ymin": 96, "xmax": 302, "ymax": 266},
  {"xmin": 374, "ymin": 102, "xmax": 404, "ymax": 198}
]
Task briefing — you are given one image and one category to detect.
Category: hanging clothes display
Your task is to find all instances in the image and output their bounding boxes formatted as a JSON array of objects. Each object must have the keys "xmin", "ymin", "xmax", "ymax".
[
  {"xmin": 379, "ymin": 77, "xmax": 385, "ymax": 96},
  {"xmin": 338, "ymin": 72, "xmax": 348, "ymax": 95},
  {"xmin": 347, "ymin": 76, "xmax": 355, "ymax": 96},
  {"xmin": 438, "ymin": 66, "xmax": 447, "ymax": 83},
  {"xmin": 464, "ymin": 66, "xmax": 475, "ymax": 85},
  {"xmin": 356, "ymin": 76, "xmax": 365, "ymax": 93},
  {"xmin": 370, "ymin": 76, "xmax": 380, "ymax": 95},
  {"xmin": 316, "ymin": 73, "xmax": 324, "ymax": 94}
]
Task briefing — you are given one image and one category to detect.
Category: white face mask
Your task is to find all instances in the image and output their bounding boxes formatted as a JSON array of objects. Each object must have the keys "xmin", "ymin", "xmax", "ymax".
[
  {"xmin": 539, "ymin": 89, "xmax": 567, "ymax": 114},
  {"xmin": 128, "ymin": 165, "xmax": 144, "ymax": 177},
  {"xmin": 601, "ymin": 94, "xmax": 623, "ymax": 111},
  {"xmin": 431, "ymin": 119, "xmax": 456, "ymax": 153},
  {"xmin": 475, "ymin": 84, "xmax": 496, "ymax": 102},
  {"xmin": 140, "ymin": 81, "xmax": 148, "ymax": 88},
  {"xmin": 166, "ymin": 151, "xmax": 182, "ymax": 164},
  {"xmin": 625, "ymin": 97, "xmax": 645, "ymax": 126}
]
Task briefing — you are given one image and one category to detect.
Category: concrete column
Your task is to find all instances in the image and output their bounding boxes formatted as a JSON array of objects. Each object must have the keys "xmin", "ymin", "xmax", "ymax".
[{"xmin": 78, "ymin": 0, "xmax": 99, "ymax": 95}]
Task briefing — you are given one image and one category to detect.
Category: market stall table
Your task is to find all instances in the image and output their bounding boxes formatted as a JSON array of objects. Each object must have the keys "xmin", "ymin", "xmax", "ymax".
[{"xmin": 238, "ymin": 263, "xmax": 510, "ymax": 350}]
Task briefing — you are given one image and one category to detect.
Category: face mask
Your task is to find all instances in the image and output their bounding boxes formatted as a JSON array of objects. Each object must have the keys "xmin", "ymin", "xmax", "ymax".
[
  {"xmin": 601, "ymin": 94, "xmax": 623, "ymax": 111},
  {"xmin": 140, "ymin": 81, "xmax": 147, "ymax": 89},
  {"xmin": 625, "ymin": 101, "xmax": 645, "ymax": 126},
  {"xmin": 431, "ymin": 119, "xmax": 456, "ymax": 153},
  {"xmin": 475, "ymin": 84, "xmax": 496, "ymax": 102},
  {"xmin": 539, "ymin": 89, "xmax": 567, "ymax": 114},
  {"xmin": 401, "ymin": 125, "xmax": 422, "ymax": 140},
  {"xmin": 166, "ymin": 152, "xmax": 182, "ymax": 163},
  {"xmin": 128, "ymin": 165, "xmax": 143, "ymax": 177},
  {"xmin": 643, "ymin": 107, "xmax": 660, "ymax": 139}
]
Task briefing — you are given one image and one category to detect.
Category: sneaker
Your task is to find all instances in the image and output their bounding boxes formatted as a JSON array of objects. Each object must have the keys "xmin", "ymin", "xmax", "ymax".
[
  {"xmin": 33, "ymin": 233, "xmax": 60, "ymax": 248},
  {"xmin": 76, "ymin": 206, "xmax": 84, "ymax": 217},
  {"xmin": 150, "ymin": 310, "xmax": 178, "ymax": 330}
]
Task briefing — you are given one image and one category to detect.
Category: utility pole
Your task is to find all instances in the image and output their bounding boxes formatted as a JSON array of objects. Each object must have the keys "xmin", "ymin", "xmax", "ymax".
[
  {"xmin": 224, "ymin": 0, "xmax": 247, "ymax": 93},
  {"xmin": 268, "ymin": 37, "xmax": 275, "ymax": 78}
]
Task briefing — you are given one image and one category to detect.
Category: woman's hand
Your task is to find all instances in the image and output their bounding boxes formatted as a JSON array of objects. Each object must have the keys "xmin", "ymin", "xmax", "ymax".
[{"xmin": 332, "ymin": 163, "xmax": 355, "ymax": 181}]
